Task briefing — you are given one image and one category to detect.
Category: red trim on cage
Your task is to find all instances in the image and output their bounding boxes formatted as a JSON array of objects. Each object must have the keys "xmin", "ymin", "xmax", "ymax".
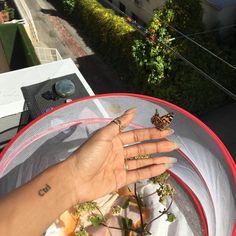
[
  {"xmin": 169, "ymin": 171, "xmax": 209, "ymax": 236},
  {"xmin": 0, "ymin": 93, "xmax": 234, "ymax": 236},
  {"xmin": 1, "ymin": 93, "xmax": 234, "ymax": 182}
]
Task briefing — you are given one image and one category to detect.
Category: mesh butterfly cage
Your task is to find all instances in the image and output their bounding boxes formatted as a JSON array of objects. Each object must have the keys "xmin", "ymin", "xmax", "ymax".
[{"xmin": 0, "ymin": 94, "xmax": 235, "ymax": 236}]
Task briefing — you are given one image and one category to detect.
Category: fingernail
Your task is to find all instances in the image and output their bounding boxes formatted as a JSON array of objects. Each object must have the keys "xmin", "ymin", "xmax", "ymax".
[
  {"xmin": 164, "ymin": 128, "xmax": 174, "ymax": 135},
  {"xmin": 174, "ymin": 142, "xmax": 181, "ymax": 149},
  {"xmin": 168, "ymin": 157, "xmax": 177, "ymax": 164},
  {"xmin": 165, "ymin": 163, "xmax": 174, "ymax": 169},
  {"xmin": 124, "ymin": 107, "xmax": 137, "ymax": 115}
]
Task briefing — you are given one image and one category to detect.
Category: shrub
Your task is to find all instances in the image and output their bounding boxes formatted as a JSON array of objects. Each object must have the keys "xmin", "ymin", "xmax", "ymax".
[
  {"xmin": 62, "ymin": 0, "xmax": 77, "ymax": 15},
  {"xmin": 0, "ymin": 24, "xmax": 17, "ymax": 64},
  {"xmin": 0, "ymin": 24, "xmax": 40, "ymax": 69},
  {"xmin": 58, "ymin": 0, "xmax": 234, "ymax": 114},
  {"xmin": 132, "ymin": 0, "xmax": 232, "ymax": 114},
  {"xmin": 17, "ymin": 24, "xmax": 40, "ymax": 66},
  {"xmin": 3, "ymin": 4, "xmax": 15, "ymax": 20},
  {"xmin": 75, "ymin": 0, "xmax": 136, "ymax": 73}
]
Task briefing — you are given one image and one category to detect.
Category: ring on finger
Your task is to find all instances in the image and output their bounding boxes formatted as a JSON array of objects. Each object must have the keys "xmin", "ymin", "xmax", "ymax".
[
  {"xmin": 128, "ymin": 154, "xmax": 151, "ymax": 160},
  {"xmin": 112, "ymin": 118, "xmax": 125, "ymax": 132}
]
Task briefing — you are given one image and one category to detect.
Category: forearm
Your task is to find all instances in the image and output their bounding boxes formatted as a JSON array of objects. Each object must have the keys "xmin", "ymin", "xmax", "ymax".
[{"xmin": 0, "ymin": 159, "xmax": 76, "ymax": 236}]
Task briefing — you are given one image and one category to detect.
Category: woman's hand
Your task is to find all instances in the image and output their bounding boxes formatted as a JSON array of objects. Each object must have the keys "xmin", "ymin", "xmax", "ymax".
[
  {"xmin": 0, "ymin": 108, "xmax": 178, "ymax": 236},
  {"xmin": 69, "ymin": 108, "xmax": 178, "ymax": 203}
]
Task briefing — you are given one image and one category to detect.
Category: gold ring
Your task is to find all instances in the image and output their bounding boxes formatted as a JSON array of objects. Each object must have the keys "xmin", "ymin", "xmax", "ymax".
[
  {"xmin": 112, "ymin": 119, "xmax": 124, "ymax": 132},
  {"xmin": 131, "ymin": 154, "xmax": 151, "ymax": 160}
]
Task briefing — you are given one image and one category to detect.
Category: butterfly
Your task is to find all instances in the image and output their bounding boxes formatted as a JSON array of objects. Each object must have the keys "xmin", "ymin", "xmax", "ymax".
[{"xmin": 151, "ymin": 109, "xmax": 174, "ymax": 130}]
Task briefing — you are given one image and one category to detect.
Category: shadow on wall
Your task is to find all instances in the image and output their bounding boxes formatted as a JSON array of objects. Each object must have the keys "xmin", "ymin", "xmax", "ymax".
[{"xmin": 202, "ymin": 2, "xmax": 236, "ymax": 35}]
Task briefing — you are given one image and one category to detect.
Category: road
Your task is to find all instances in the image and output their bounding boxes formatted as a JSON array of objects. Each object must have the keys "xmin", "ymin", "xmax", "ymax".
[{"xmin": 24, "ymin": 0, "xmax": 130, "ymax": 94}]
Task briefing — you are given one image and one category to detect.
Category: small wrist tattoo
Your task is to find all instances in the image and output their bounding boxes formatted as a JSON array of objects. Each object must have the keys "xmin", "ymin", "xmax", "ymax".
[{"xmin": 38, "ymin": 184, "xmax": 51, "ymax": 196}]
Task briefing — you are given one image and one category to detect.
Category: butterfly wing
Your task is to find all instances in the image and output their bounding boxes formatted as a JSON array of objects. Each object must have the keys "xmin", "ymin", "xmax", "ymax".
[
  {"xmin": 151, "ymin": 110, "xmax": 164, "ymax": 130},
  {"xmin": 153, "ymin": 117, "xmax": 164, "ymax": 130},
  {"xmin": 160, "ymin": 112, "xmax": 174, "ymax": 130},
  {"xmin": 151, "ymin": 110, "xmax": 174, "ymax": 130}
]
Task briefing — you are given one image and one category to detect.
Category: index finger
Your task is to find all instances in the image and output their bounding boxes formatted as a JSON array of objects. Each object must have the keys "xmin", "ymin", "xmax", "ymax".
[{"xmin": 96, "ymin": 108, "xmax": 137, "ymax": 139}]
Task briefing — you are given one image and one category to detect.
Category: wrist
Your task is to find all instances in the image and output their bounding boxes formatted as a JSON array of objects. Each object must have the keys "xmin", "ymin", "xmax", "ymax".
[
  {"xmin": 64, "ymin": 154, "xmax": 82, "ymax": 205},
  {"xmin": 45, "ymin": 159, "xmax": 78, "ymax": 209}
]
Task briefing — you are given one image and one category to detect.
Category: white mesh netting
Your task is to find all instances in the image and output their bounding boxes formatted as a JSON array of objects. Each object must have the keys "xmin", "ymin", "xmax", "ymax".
[{"xmin": 0, "ymin": 94, "xmax": 235, "ymax": 236}]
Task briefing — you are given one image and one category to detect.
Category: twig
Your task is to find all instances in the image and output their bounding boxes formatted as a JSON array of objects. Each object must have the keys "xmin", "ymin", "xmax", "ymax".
[
  {"xmin": 144, "ymin": 199, "xmax": 173, "ymax": 230},
  {"xmin": 95, "ymin": 205, "xmax": 105, "ymax": 219},
  {"xmin": 142, "ymin": 190, "xmax": 157, "ymax": 199},
  {"xmin": 134, "ymin": 183, "xmax": 145, "ymax": 235}
]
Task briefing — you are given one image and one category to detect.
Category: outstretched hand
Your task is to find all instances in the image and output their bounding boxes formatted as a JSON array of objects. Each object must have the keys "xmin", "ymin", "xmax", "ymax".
[
  {"xmin": 69, "ymin": 108, "xmax": 178, "ymax": 203},
  {"xmin": 0, "ymin": 108, "xmax": 179, "ymax": 236}
]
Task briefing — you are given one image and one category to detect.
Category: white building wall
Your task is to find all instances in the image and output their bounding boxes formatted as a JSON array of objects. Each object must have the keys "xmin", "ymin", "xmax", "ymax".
[
  {"xmin": 218, "ymin": 6, "xmax": 236, "ymax": 27},
  {"xmin": 201, "ymin": 1, "xmax": 236, "ymax": 34},
  {"xmin": 106, "ymin": 0, "xmax": 166, "ymax": 24},
  {"xmin": 201, "ymin": 2, "xmax": 218, "ymax": 29},
  {"xmin": 106, "ymin": 0, "xmax": 236, "ymax": 33}
]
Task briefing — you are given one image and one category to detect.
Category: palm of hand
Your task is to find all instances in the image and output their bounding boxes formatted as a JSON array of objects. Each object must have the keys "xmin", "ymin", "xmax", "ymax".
[
  {"xmin": 73, "ymin": 134, "xmax": 126, "ymax": 202},
  {"xmin": 69, "ymin": 108, "xmax": 177, "ymax": 203}
]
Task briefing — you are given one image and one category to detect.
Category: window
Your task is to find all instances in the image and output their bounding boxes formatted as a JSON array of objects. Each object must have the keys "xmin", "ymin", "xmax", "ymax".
[{"xmin": 119, "ymin": 2, "xmax": 126, "ymax": 13}]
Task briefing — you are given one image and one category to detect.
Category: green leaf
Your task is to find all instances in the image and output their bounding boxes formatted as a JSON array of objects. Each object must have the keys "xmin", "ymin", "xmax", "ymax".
[
  {"xmin": 73, "ymin": 201, "xmax": 97, "ymax": 217},
  {"xmin": 75, "ymin": 226, "xmax": 89, "ymax": 236},
  {"xmin": 166, "ymin": 212, "xmax": 176, "ymax": 222},
  {"xmin": 121, "ymin": 217, "xmax": 133, "ymax": 229},
  {"xmin": 121, "ymin": 217, "xmax": 133, "ymax": 236},
  {"xmin": 111, "ymin": 205, "xmax": 122, "ymax": 215},
  {"xmin": 121, "ymin": 197, "xmax": 130, "ymax": 209},
  {"xmin": 89, "ymin": 215, "xmax": 103, "ymax": 226}
]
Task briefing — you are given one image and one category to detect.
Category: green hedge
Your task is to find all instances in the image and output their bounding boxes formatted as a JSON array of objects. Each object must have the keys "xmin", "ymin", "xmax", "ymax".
[
  {"xmin": 0, "ymin": 24, "xmax": 18, "ymax": 64},
  {"xmin": 58, "ymin": 0, "xmax": 234, "ymax": 114},
  {"xmin": 17, "ymin": 24, "xmax": 40, "ymax": 66},
  {"xmin": 75, "ymin": 0, "xmax": 137, "ymax": 72},
  {"xmin": 0, "ymin": 24, "xmax": 40, "ymax": 69}
]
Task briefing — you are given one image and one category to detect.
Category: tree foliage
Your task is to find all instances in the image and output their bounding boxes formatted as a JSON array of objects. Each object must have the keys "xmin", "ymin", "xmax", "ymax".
[
  {"xmin": 57, "ymin": 0, "xmax": 234, "ymax": 114},
  {"xmin": 62, "ymin": 0, "xmax": 77, "ymax": 15},
  {"xmin": 132, "ymin": 0, "xmax": 232, "ymax": 114},
  {"xmin": 75, "ymin": 0, "xmax": 137, "ymax": 72},
  {"xmin": 131, "ymin": 8, "xmax": 174, "ymax": 90}
]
